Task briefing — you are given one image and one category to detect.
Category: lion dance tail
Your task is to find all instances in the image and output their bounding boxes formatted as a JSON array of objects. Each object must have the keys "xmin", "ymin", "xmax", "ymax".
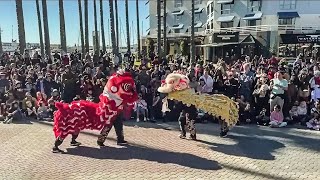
[{"xmin": 166, "ymin": 89, "xmax": 239, "ymax": 127}]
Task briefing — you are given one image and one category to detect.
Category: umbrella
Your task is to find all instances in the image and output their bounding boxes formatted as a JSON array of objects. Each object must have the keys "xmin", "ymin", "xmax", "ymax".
[
  {"xmin": 301, "ymin": 45, "xmax": 309, "ymax": 48},
  {"xmin": 313, "ymin": 44, "xmax": 320, "ymax": 48}
]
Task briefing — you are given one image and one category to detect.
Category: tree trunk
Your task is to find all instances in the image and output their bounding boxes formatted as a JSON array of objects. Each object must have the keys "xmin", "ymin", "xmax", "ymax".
[
  {"xmin": 100, "ymin": 0, "xmax": 106, "ymax": 53},
  {"xmin": 93, "ymin": 0, "xmax": 99, "ymax": 54},
  {"xmin": 156, "ymin": 0, "xmax": 162, "ymax": 60},
  {"xmin": 115, "ymin": 0, "xmax": 119, "ymax": 52},
  {"xmin": 59, "ymin": 0, "xmax": 67, "ymax": 53},
  {"xmin": 125, "ymin": 0, "xmax": 130, "ymax": 53},
  {"xmin": 84, "ymin": 0, "xmax": 89, "ymax": 53},
  {"xmin": 35, "ymin": 0, "xmax": 44, "ymax": 56},
  {"xmin": 108, "ymin": 0, "xmax": 117, "ymax": 55},
  {"xmin": 163, "ymin": 0, "xmax": 167, "ymax": 57},
  {"xmin": 136, "ymin": 0, "xmax": 140, "ymax": 57},
  {"xmin": 42, "ymin": 0, "xmax": 51, "ymax": 57},
  {"xmin": 78, "ymin": 0, "xmax": 85, "ymax": 57},
  {"xmin": 15, "ymin": 0, "xmax": 26, "ymax": 54},
  {"xmin": 190, "ymin": 0, "xmax": 195, "ymax": 63}
]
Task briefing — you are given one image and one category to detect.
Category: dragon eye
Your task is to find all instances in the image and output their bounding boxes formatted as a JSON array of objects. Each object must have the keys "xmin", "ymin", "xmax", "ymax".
[{"xmin": 122, "ymin": 83, "xmax": 131, "ymax": 91}]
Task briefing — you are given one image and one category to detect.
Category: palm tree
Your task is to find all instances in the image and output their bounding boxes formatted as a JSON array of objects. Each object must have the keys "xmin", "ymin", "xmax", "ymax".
[
  {"xmin": 0, "ymin": 28, "xmax": 3, "ymax": 55},
  {"xmin": 78, "ymin": 0, "xmax": 85, "ymax": 56},
  {"xmin": 115, "ymin": 0, "xmax": 119, "ymax": 50},
  {"xmin": 15, "ymin": 0, "xmax": 26, "ymax": 54},
  {"xmin": 190, "ymin": 0, "xmax": 195, "ymax": 63},
  {"xmin": 59, "ymin": 0, "xmax": 67, "ymax": 53},
  {"xmin": 125, "ymin": 0, "xmax": 130, "ymax": 53},
  {"xmin": 163, "ymin": 0, "xmax": 167, "ymax": 56},
  {"xmin": 93, "ymin": 0, "xmax": 99, "ymax": 53},
  {"xmin": 42, "ymin": 0, "xmax": 51, "ymax": 56},
  {"xmin": 100, "ymin": 0, "xmax": 106, "ymax": 53},
  {"xmin": 156, "ymin": 0, "xmax": 162, "ymax": 60},
  {"xmin": 108, "ymin": 0, "xmax": 117, "ymax": 55},
  {"xmin": 84, "ymin": 0, "xmax": 89, "ymax": 53},
  {"xmin": 35, "ymin": 0, "xmax": 44, "ymax": 56},
  {"xmin": 136, "ymin": 0, "xmax": 140, "ymax": 56}
]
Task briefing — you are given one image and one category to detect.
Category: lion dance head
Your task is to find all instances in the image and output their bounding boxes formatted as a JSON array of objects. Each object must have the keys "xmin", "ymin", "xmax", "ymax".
[
  {"xmin": 158, "ymin": 71, "xmax": 190, "ymax": 93},
  {"xmin": 103, "ymin": 69, "xmax": 138, "ymax": 107}
]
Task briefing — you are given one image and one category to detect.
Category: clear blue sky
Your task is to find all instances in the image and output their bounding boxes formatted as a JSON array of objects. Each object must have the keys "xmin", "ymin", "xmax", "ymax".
[{"xmin": 0, "ymin": 0, "xmax": 150, "ymax": 46}]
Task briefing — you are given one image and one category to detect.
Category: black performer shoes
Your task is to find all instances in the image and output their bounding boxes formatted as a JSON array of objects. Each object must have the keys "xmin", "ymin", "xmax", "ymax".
[
  {"xmin": 70, "ymin": 141, "xmax": 82, "ymax": 146},
  {"xmin": 52, "ymin": 147, "xmax": 65, "ymax": 153},
  {"xmin": 117, "ymin": 140, "xmax": 128, "ymax": 145},
  {"xmin": 97, "ymin": 141, "xmax": 106, "ymax": 147}
]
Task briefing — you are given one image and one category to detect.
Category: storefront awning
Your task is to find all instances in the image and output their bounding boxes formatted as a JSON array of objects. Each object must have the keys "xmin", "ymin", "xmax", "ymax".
[
  {"xmin": 196, "ymin": 42, "xmax": 239, "ymax": 47},
  {"xmin": 242, "ymin": 12, "xmax": 263, "ymax": 20},
  {"xmin": 172, "ymin": 10, "xmax": 184, "ymax": 15},
  {"xmin": 216, "ymin": 16, "xmax": 235, "ymax": 22},
  {"xmin": 194, "ymin": 22, "xmax": 203, "ymax": 28},
  {"xmin": 277, "ymin": 12, "xmax": 300, "ymax": 19},
  {"xmin": 172, "ymin": 24, "xmax": 184, "ymax": 29},
  {"xmin": 217, "ymin": 0, "xmax": 234, "ymax": 4},
  {"xmin": 194, "ymin": 8, "xmax": 204, "ymax": 14}
]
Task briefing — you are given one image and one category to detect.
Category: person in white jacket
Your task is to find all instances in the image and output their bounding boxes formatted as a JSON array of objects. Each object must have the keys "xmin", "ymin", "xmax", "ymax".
[
  {"xmin": 309, "ymin": 70, "xmax": 320, "ymax": 101},
  {"xmin": 199, "ymin": 68, "xmax": 214, "ymax": 94}
]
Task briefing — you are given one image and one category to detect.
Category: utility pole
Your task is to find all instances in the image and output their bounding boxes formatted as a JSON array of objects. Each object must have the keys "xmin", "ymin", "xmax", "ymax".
[{"xmin": 0, "ymin": 27, "xmax": 3, "ymax": 55}]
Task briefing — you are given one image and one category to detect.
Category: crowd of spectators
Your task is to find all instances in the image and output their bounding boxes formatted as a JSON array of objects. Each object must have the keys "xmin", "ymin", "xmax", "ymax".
[{"xmin": 0, "ymin": 49, "xmax": 319, "ymax": 131}]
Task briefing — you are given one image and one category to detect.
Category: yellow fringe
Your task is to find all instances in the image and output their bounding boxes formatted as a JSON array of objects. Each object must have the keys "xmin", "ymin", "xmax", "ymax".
[{"xmin": 167, "ymin": 89, "xmax": 239, "ymax": 127}]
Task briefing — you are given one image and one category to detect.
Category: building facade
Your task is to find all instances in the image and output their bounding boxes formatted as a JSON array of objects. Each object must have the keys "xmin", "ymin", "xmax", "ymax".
[
  {"xmin": 145, "ymin": 0, "xmax": 209, "ymax": 55},
  {"xmin": 203, "ymin": 0, "xmax": 320, "ymax": 61}
]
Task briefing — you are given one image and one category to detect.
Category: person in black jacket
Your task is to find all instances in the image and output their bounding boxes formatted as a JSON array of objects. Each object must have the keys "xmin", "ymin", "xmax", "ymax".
[{"xmin": 177, "ymin": 102, "xmax": 197, "ymax": 140}]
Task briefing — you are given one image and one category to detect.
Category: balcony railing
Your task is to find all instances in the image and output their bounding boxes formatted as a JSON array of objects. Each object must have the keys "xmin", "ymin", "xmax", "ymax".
[
  {"xmin": 204, "ymin": 25, "xmax": 320, "ymax": 35},
  {"xmin": 143, "ymin": 25, "xmax": 320, "ymax": 39}
]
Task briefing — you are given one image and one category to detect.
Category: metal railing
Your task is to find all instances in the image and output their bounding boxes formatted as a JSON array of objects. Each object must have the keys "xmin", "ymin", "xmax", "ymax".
[
  {"xmin": 143, "ymin": 25, "xmax": 320, "ymax": 39},
  {"xmin": 204, "ymin": 25, "xmax": 320, "ymax": 35}
]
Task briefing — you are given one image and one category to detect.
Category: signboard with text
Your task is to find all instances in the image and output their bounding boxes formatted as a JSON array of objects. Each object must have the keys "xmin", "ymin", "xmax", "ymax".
[
  {"xmin": 213, "ymin": 32, "xmax": 239, "ymax": 43},
  {"xmin": 281, "ymin": 34, "xmax": 320, "ymax": 44}
]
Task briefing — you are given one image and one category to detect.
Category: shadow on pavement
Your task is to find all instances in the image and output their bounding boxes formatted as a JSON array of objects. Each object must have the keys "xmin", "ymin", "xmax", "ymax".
[
  {"xmin": 66, "ymin": 145, "xmax": 222, "ymax": 171},
  {"xmin": 197, "ymin": 134, "xmax": 285, "ymax": 160},
  {"xmin": 234, "ymin": 126, "xmax": 320, "ymax": 153}
]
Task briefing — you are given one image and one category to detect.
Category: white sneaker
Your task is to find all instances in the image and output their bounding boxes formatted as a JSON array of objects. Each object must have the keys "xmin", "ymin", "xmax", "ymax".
[
  {"xmin": 144, "ymin": 117, "xmax": 147, "ymax": 122},
  {"xmin": 136, "ymin": 118, "xmax": 140, "ymax": 122}
]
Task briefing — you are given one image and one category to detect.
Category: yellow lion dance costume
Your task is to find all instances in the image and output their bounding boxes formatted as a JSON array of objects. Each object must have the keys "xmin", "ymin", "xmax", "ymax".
[{"xmin": 158, "ymin": 72, "xmax": 239, "ymax": 136}]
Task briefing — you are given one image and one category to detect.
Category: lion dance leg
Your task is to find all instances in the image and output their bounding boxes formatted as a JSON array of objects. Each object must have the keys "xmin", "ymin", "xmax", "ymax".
[
  {"xmin": 52, "ymin": 132, "xmax": 81, "ymax": 153},
  {"xmin": 97, "ymin": 114, "xmax": 126, "ymax": 146},
  {"xmin": 186, "ymin": 115, "xmax": 196, "ymax": 140}
]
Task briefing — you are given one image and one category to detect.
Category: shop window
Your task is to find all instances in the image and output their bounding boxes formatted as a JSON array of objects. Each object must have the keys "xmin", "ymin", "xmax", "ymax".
[
  {"xmin": 279, "ymin": 0, "xmax": 296, "ymax": 10},
  {"xmin": 195, "ymin": 13, "xmax": 201, "ymax": 22},
  {"xmin": 248, "ymin": 0, "xmax": 261, "ymax": 12},
  {"xmin": 174, "ymin": 29, "xmax": 180, "ymax": 33},
  {"xmin": 175, "ymin": 15, "xmax": 182, "ymax": 24},
  {"xmin": 221, "ymin": 22, "xmax": 233, "ymax": 28},
  {"xmin": 247, "ymin": 19, "xmax": 261, "ymax": 26},
  {"xmin": 221, "ymin": 2, "xmax": 234, "ymax": 15},
  {"xmin": 278, "ymin": 18, "xmax": 295, "ymax": 25},
  {"xmin": 174, "ymin": 0, "xmax": 183, "ymax": 8}
]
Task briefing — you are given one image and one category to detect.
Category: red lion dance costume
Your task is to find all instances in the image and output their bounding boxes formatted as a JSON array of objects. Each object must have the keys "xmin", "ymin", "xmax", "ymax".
[{"xmin": 52, "ymin": 70, "xmax": 138, "ymax": 153}]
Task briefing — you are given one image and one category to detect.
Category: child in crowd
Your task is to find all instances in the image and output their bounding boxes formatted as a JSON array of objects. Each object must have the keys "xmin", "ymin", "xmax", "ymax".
[
  {"xmin": 297, "ymin": 101, "xmax": 308, "ymax": 125},
  {"xmin": 3, "ymin": 101, "xmax": 23, "ymax": 124},
  {"xmin": 306, "ymin": 111, "xmax": 320, "ymax": 131},
  {"xmin": 37, "ymin": 101, "xmax": 49, "ymax": 121},
  {"xmin": 270, "ymin": 105, "xmax": 287, "ymax": 128},
  {"xmin": 25, "ymin": 100, "xmax": 37, "ymax": 118},
  {"xmin": 289, "ymin": 101, "xmax": 299, "ymax": 124},
  {"xmin": 256, "ymin": 108, "xmax": 269, "ymax": 126},
  {"xmin": 47, "ymin": 99, "xmax": 57, "ymax": 118},
  {"xmin": 135, "ymin": 94, "xmax": 149, "ymax": 122}
]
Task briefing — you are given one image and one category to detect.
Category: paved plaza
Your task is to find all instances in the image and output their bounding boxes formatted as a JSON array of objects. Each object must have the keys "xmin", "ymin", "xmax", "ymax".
[{"xmin": 0, "ymin": 120, "xmax": 319, "ymax": 180}]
